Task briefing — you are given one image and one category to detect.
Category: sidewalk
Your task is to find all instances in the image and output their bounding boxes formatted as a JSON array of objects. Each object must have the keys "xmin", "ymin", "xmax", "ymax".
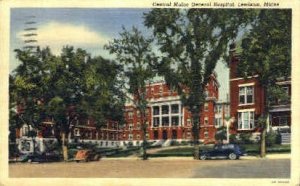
[{"xmin": 102, "ymin": 153, "xmax": 290, "ymax": 161}]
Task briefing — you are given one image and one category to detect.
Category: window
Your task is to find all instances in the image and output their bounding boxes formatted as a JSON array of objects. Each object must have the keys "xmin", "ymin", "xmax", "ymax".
[
  {"xmin": 128, "ymin": 134, "xmax": 133, "ymax": 141},
  {"xmin": 204, "ymin": 117, "xmax": 208, "ymax": 125},
  {"xmin": 171, "ymin": 104, "xmax": 179, "ymax": 113},
  {"xmin": 171, "ymin": 116, "xmax": 179, "ymax": 126},
  {"xmin": 129, "ymin": 124, "xmax": 133, "ymax": 131},
  {"xmin": 204, "ymin": 103, "xmax": 208, "ymax": 111},
  {"xmin": 204, "ymin": 129, "xmax": 209, "ymax": 138},
  {"xmin": 279, "ymin": 116, "xmax": 288, "ymax": 126},
  {"xmin": 238, "ymin": 111, "xmax": 255, "ymax": 130},
  {"xmin": 128, "ymin": 111, "xmax": 133, "ymax": 119},
  {"xmin": 225, "ymin": 105, "xmax": 230, "ymax": 117},
  {"xmin": 187, "ymin": 119, "xmax": 191, "ymax": 126},
  {"xmin": 74, "ymin": 129, "xmax": 80, "ymax": 136},
  {"xmin": 215, "ymin": 118, "xmax": 222, "ymax": 127},
  {"xmin": 153, "ymin": 106, "xmax": 160, "ymax": 115},
  {"xmin": 111, "ymin": 133, "xmax": 114, "ymax": 140},
  {"xmin": 136, "ymin": 123, "xmax": 141, "ymax": 130},
  {"xmin": 137, "ymin": 135, "xmax": 140, "ymax": 140},
  {"xmin": 215, "ymin": 105, "xmax": 222, "ymax": 113},
  {"xmin": 162, "ymin": 105, "xmax": 169, "ymax": 114},
  {"xmin": 153, "ymin": 117, "xmax": 160, "ymax": 127},
  {"xmin": 159, "ymin": 86, "xmax": 163, "ymax": 94},
  {"xmin": 152, "ymin": 103, "xmax": 181, "ymax": 127},
  {"xmin": 162, "ymin": 117, "xmax": 169, "ymax": 126},
  {"xmin": 137, "ymin": 110, "xmax": 140, "ymax": 117},
  {"xmin": 239, "ymin": 86, "xmax": 254, "ymax": 104}
]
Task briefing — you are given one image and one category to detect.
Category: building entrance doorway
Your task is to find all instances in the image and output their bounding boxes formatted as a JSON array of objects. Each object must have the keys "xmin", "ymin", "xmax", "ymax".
[
  {"xmin": 162, "ymin": 130, "xmax": 168, "ymax": 140},
  {"xmin": 154, "ymin": 130, "xmax": 159, "ymax": 140},
  {"xmin": 172, "ymin": 130, "xmax": 177, "ymax": 139}
]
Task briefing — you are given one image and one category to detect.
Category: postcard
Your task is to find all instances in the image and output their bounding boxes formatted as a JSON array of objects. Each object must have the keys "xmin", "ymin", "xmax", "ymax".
[{"xmin": 0, "ymin": 0, "xmax": 299, "ymax": 186}]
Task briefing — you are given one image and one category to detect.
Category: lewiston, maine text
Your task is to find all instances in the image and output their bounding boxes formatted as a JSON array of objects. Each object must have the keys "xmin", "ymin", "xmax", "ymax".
[{"xmin": 152, "ymin": 2, "xmax": 280, "ymax": 8}]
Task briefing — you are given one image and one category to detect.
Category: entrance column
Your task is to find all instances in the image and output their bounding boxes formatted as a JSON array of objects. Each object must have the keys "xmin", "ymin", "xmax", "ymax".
[
  {"xmin": 159, "ymin": 105, "xmax": 162, "ymax": 127},
  {"xmin": 169, "ymin": 104, "xmax": 171, "ymax": 127}
]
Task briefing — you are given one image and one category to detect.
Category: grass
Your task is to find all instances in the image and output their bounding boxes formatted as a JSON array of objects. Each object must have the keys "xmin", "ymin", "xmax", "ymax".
[
  {"xmin": 240, "ymin": 144, "xmax": 290, "ymax": 155},
  {"xmin": 68, "ymin": 144, "xmax": 291, "ymax": 158},
  {"xmin": 149, "ymin": 144, "xmax": 291, "ymax": 157}
]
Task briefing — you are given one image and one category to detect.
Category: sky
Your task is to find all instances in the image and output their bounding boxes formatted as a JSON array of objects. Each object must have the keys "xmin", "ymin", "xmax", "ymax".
[{"xmin": 10, "ymin": 8, "xmax": 230, "ymax": 102}]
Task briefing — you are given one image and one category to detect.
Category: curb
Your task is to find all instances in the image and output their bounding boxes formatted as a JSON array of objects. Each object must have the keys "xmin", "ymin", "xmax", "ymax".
[{"xmin": 101, "ymin": 153, "xmax": 290, "ymax": 161}]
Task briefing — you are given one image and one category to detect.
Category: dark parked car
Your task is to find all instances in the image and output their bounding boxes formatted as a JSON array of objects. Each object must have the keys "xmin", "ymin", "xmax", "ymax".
[
  {"xmin": 199, "ymin": 144, "xmax": 246, "ymax": 160},
  {"xmin": 19, "ymin": 151, "xmax": 61, "ymax": 163}
]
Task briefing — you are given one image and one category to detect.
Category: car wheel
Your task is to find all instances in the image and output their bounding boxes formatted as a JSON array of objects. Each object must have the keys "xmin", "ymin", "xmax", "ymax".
[
  {"xmin": 228, "ymin": 153, "xmax": 237, "ymax": 160},
  {"xmin": 76, "ymin": 160, "xmax": 80, "ymax": 163},
  {"xmin": 200, "ymin": 155, "xmax": 207, "ymax": 160}
]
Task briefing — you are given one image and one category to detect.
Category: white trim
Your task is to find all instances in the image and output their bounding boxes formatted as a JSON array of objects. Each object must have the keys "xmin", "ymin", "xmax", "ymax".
[
  {"xmin": 148, "ymin": 96, "xmax": 181, "ymax": 103},
  {"xmin": 276, "ymin": 81, "xmax": 291, "ymax": 85},
  {"xmin": 237, "ymin": 108, "xmax": 255, "ymax": 112},
  {"xmin": 230, "ymin": 75, "xmax": 259, "ymax": 81},
  {"xmin": 146, "ymin": 81, "xmax": 165, "ymax": 87},
  {"xmin": 238, "ymin": 103, "xmax": 255, "ymax": 106},
  {"xmin": 238, "ymin": 82, "xmax": 255, "ymax": 87}
]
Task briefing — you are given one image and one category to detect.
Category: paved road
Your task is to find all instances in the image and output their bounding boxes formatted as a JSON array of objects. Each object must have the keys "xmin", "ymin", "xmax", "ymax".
[
  {"xmin": 9, "ymin": 157, "xmax": 290, "ymax": 178},
  {"xmin": 192, "ymin": 159, "xmax": 290, "ymax": 178}
]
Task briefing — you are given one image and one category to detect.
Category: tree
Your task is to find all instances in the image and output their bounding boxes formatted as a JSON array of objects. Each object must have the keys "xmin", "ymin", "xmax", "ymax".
[
  {"xmin": 11, "ymin": 46, "xmax": 125, "ymax": 161},
  {"xmin": 144, "ymin": 9, "xmax": 255, "ymax": 159},
  {"xmin": 105, "ymin": 26, "xmax": 156, "ymax": 160},
  {"xmin": 43, "ymin": 46, "xmax": 125, "ymax": 160},
  {"xmin": 237, "ymin": 9, "xmax": 291, "ymax": 157},
  {"xmin": 215, "ymin": 126, "xmax": 227, "ymax": 144}
]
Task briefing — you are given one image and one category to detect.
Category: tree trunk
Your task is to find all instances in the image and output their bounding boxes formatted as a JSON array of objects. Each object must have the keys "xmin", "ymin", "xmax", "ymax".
[
  {"xmin": 61, "ymin": 132, "xmax": 69, "ymax": 161},
  {"xmin": 260, "ymin": 126, "xmax": 266, "ymax": 158},
  {"xmin": 192, "ymin": 112, "xmax": 200, "ymax": 160},
  {"xmin": 260, "ymin": 86, "xmax": 270, "ymax": 158},
  {"xmin": 32, "ymin": 137, "xmax": 36, "ymax": 154},
  {"xmin": 141, "ymin": 123, "xmax": 148, "ymax": 160}
]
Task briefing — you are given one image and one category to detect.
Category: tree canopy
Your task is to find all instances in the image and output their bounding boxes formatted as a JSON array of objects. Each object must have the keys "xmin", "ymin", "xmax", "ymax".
[
  {"xmin": 144, "ymin": 9, "xmax": 256, "ymax": 159},
  {"xmin": 104, "ymin": 26, "xmax": 157, "ymax": 160},
  {"xmin": 10, "ymin": 46, "xmax": 125, "ymax": 160}
]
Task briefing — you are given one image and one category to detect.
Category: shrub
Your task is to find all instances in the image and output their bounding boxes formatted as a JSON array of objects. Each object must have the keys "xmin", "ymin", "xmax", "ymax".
[
  {"xmin": 181, "ymin": 141, "xmax": 188, "ymax": 146},
  {"xmin": 215, "ymin": 127, "xmax": 227, "ymax": 142},
  {"xmin": 128, "ymin": 141, "xmax": 133, "ymax": 147},
  {"xmin": 229, "ymin": 134, "xmax": 238, "ymax": 144},
  {"xmin": 239, "ymin": 133, "xmax": 253, "ymax": 144},
  {"xmin": 266, "ymin": 130, "xmax": 280, "ymax": 147},
  {"xmin": 170, "ymin": 140, "xmax": 180, "ymax": 146}
]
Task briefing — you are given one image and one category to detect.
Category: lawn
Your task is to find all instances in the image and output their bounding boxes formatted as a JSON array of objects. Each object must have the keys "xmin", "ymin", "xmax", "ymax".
[{"xmin": 149, "ymin": 144, "xmax": 291, "ymax": 157}]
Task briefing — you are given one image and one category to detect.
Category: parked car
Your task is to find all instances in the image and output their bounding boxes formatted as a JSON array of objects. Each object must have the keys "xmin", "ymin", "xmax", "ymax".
[
  {"xmin": 74, "ymin": 149, "xmax": 101, "ymax": 162},
  {"xmin": 199, "ymin": 144, "xmax": 246, "ymax": 160},
  {"xmin": 19, "ymin": 151, "xmax": 61, "ymax": 163}
]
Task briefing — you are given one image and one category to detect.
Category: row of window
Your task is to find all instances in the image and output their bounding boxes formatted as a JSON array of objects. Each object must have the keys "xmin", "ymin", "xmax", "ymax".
[{"xmin": 153, "ymin": 104, "xmax": 180, "ymax": 115}]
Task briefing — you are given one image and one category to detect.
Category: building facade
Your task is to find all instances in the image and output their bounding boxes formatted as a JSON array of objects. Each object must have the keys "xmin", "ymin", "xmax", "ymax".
[
  {"xmin": 121, "ymin": 74, "xmax": 220, "ymax": 146},
  {"xmin": 229, "ymin": 44, "xmax": 291, "ymax": 143},
  {"xmin": 15, "ymin": 74, "xmax": 221, "ymax": 151},
  {"xmin": 214, "ymin": 101, "xmax": 230, "ymax": 129}
]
